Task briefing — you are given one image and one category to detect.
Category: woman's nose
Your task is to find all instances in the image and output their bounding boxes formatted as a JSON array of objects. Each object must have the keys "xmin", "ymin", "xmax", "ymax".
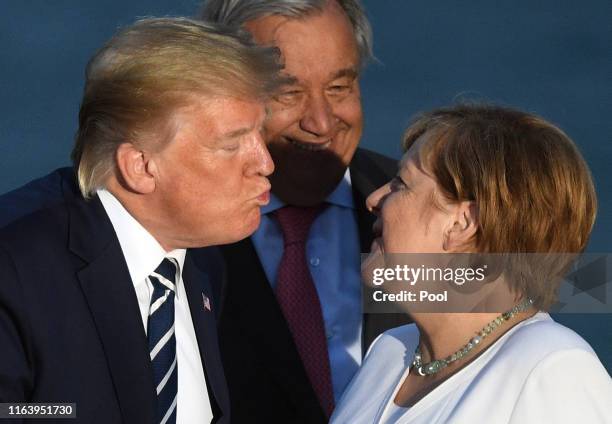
[{"xmin": 366, "ymin": 183, "xmax": 390, "ymax": 215}]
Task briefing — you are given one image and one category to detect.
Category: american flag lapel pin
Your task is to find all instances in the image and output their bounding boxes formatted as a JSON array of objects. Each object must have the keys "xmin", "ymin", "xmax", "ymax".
[{"xmin": 202, "ymin": 293, "xmax": 212, "ymax": 312}]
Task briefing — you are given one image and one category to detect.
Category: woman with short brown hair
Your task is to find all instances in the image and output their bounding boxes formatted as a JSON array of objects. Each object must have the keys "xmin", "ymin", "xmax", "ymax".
[{"xmin": 331, "ymin": 104, "xmax": 611, "ymax": 423}]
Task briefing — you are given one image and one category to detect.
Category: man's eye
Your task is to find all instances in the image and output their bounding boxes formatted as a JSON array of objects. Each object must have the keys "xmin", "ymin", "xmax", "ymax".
[
  {"xmin": 327, "ymin": 85, "xmax": 350, "ymax": 94},
  {"xmin": 274, "ymin": 90, "xmax": 304, "ymax": 105},
  {"xmin": 222, "ymin": 144, "xmax": 240, "ymax": 152}
]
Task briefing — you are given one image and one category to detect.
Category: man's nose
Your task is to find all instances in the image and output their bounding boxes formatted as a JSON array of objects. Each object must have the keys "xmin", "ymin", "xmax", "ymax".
[
  {"xmin": 247, "ymin": 132, "xmax": 274, "ymax": 177},
  {"xmin": 299, "ymin": 93, "xmax": 335, "ymax": 137}
]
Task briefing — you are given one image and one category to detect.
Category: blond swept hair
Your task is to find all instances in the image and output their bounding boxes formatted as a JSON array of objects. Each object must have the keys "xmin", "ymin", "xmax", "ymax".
[
  {"xmin": 403, "ymin": 104, "xmax": 597, "ymax": 310},
  {"xmin": 72, "ymin": 17, "xmax": 283, "ymax": 197}
]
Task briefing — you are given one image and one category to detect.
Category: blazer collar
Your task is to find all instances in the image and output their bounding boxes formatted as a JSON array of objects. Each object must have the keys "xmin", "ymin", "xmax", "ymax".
[
  {"xmin": 69, "ymin": 196, "xmax": 157, "ymax": 423},
  {"xmin": 68, "ymin": 196, "xmax": 115, "ymax": 262},
  {"xmin": 70, "ymin": 197, "xmax": 230, "ymax": 423}
]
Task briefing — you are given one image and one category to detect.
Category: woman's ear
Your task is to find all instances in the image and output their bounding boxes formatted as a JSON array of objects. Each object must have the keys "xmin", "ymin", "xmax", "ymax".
[
  {"xmin": 443, "ymin": 201, "xmax": 479, "ymax": 251},
  {"xmin": 115, "ymin": 143, "xmax": 157, "ymax": 194}
]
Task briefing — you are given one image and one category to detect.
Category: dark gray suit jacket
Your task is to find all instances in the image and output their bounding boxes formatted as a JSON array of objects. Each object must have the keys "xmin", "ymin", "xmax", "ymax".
[{"xmin": 218, "ymin": 148, "xmax": 412, "ymax": 423}]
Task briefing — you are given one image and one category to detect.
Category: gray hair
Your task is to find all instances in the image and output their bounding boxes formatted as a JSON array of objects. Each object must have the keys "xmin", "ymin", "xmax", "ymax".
[
  {"xmin": 199, "ymin": 0, "xmax": 373, "ymax": 67},
  {"xmin": 72, "ymin": 17, "xmax": 283, "ymax": 198}
]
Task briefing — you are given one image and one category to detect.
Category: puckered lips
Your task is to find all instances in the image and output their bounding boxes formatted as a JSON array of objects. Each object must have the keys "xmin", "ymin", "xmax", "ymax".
[
  {"xmin": 257, "ymin": 190, "xmax": 270, "ymax": 205},
  {"xmin": 253, "ymin": 179, "xmax": 271, "ymax": 205}
]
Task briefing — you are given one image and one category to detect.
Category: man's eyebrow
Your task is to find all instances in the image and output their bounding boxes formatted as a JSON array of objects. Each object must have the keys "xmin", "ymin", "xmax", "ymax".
[
  {"xmin": 330, "ymin": 68, "xmax": 359, "ymax": 80},
  {"xmin": 279, "ymin": 73, "xmax": 299, "ymax": 86},
  {"xmin": 219, "ymin": 111, "xmax": 268, "ymax": 142},
  {"xmin": 220, "ymin": 127, "xmax": 251, "ymax": 141}
]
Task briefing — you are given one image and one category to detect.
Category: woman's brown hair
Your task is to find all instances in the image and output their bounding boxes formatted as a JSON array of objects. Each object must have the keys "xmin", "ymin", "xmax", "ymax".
[{"xmin": 403, "ymin": 104, "xmax": 597, "ymax": 309}]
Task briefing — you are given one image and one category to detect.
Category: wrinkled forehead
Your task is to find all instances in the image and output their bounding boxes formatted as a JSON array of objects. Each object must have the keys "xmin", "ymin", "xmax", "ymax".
[{"xmin": 243, "ymin": 3, "xmax": 359, "ymax": 72}]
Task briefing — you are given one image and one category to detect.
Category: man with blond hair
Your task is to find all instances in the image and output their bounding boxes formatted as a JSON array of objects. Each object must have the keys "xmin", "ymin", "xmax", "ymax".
[{"xmin": 0, "ymin": 17, "xmax": 281, "ymax": 424}]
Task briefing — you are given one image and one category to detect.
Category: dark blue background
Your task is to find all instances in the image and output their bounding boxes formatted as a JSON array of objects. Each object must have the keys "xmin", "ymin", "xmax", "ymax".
[{"xmin": 1, "ymin": 1, "xmax": 610, "ymax": 370}]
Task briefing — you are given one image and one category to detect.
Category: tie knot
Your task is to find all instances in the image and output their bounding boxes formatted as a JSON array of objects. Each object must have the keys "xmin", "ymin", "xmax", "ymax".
[
  {"xmin": 150, "ymin": 257, "xmax": 178, "ymax": 292},
  {"xmin": 275, "ymin": 204, "xmax": 325, "ymax": 245}
]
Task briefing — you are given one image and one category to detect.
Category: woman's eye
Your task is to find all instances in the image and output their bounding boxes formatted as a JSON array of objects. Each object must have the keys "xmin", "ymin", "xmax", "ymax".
[{"xmin": 390, "ymin": 176, "xmax": 409, "ymax": 191}]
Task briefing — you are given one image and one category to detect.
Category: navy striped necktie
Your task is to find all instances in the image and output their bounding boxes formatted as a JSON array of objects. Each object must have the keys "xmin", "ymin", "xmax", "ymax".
[{"xmin": 148, "ymin": 258, "xmax": 178, "ymax": 424}]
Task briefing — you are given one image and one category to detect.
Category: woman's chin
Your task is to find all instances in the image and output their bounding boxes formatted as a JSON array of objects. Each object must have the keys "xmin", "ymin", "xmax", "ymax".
[{"xmin": 369, "ymin": 237, "xmax": 384, "ymax": 255}]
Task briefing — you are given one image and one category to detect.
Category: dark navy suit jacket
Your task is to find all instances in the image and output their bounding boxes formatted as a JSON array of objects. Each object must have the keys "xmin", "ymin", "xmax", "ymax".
[
  {"xmin": 0, "ymin": 167, "xmax": 78, "ymax": 228},
  {"xmin": 0, "ymin": 192, "xmax": 229, "ymax": 423}
]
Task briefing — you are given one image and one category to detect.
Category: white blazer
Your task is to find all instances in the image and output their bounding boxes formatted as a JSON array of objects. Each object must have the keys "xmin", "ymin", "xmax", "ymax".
[{"xmin": 331, "ymin": 313, "xmax": 612, "ymax": 424}]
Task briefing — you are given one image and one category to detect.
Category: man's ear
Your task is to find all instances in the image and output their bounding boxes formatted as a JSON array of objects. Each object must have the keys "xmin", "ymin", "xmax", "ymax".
[
  {"xmin": 443, "ymin": 201, "xmax": 479, "ymax": 251},
  {"xmin": 115, "ymin": 143, "xmax": 157, "ymax": 194}
]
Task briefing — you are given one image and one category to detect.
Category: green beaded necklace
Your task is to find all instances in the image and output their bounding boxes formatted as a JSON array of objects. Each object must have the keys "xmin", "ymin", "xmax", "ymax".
[{"xmin": 411, "ymin": 298, "xmax": 534, "ymax": 376}]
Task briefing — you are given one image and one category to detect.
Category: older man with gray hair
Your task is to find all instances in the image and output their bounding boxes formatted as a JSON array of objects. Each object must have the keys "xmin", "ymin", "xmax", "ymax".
[
  {"xmin": 0, "ymin": 17, "xmax": 281, "ymax": 424},
  {"xmin": 200, "ymin": 1, "xmax": 411, "ymax": 422}
]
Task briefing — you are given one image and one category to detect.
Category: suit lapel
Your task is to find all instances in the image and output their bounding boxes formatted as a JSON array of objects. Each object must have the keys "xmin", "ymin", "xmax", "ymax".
[
  {"xmin": 182, "ymin": 251, "xmax": 229, "ymax": 423},
  {"xmin": 219, "ymin": 239, "xmax": 324, "ymax": 416},
  {"xmin": 69, "ymin": 197, "xmax": 156, "ymax": 424}
]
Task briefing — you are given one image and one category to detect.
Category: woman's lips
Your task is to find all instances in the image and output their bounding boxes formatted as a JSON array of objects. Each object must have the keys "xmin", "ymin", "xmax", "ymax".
[{"xmin": 370, "ymin": 237, "xmax": 382, "ymax": 254}]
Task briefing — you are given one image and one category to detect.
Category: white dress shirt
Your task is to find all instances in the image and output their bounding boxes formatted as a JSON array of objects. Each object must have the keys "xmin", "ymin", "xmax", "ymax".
[
  {"xmin": 98, "ymin": 189, "xmax": 213, "ymax": 424},
  {"xmin": 331, "ymin": 312, "xmax": 612, "ymax": 423}
]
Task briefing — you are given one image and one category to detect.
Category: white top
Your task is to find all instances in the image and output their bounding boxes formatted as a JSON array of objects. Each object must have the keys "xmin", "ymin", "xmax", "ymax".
[
  {"xmin": 331, "ymin": 312, "xmax": 612, "ymax": 424},
  {"xmin": 98, "ymin": 189, "xmax": 213, "ymax": 424}
]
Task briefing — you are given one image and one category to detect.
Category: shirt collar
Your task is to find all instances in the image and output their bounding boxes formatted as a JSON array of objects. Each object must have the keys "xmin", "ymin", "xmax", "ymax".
[
  {"xmin": 261, "ymin": 168, "xmax": 355, "ymax": 215},
  {"xmin": 97, "ymin": 189, "xmax": 186, "ymax": 296}
]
